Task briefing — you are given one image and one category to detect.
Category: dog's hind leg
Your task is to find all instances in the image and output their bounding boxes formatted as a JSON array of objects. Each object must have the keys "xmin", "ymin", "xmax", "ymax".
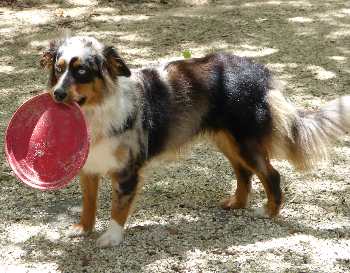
[
  {"xmin": 222, "ymin": 164, "xmax": 253, "ymax": 209},
  {"xmin": 213, "ymin": 131, "xmax": 253, "ymax": 209},
  {"xmin": 237, "ymin": 141, "xmax": 283, "ymax": 218},
  {"xmin": 214, "ymin": 130, "xmax": 283, "ymax": 217},
  {"xmin": 253, "ymin": 159, "xmax": 282, "ymax": 217}
]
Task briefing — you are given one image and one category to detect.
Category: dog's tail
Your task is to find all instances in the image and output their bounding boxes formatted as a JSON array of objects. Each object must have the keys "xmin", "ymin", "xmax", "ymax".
[{"xmin": 268, "ymin": 80, "xmax": 350, "ymax": 170}]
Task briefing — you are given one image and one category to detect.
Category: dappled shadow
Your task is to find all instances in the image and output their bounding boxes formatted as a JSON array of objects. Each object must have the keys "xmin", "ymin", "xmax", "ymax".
[{"xmin": 2, "ymin": 144, "xmax": 350, "ymax": 272}]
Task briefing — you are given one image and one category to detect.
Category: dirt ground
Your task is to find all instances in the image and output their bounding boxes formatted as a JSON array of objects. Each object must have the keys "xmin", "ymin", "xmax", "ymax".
[{"xmin": 0, "ymin": 0, "xmax": 350, "ymax": 272}]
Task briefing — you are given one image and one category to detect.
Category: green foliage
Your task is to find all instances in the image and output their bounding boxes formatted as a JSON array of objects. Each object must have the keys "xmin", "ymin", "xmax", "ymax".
[{"xmin": 182, "ymin": 49, "xmax": 192, "ymax": 59}]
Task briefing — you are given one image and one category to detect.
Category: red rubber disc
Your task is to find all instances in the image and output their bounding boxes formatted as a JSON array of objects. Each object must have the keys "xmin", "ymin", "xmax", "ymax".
[{"xmin": 4, "ymin": 93, "xmax": 89, "ymax": 190}]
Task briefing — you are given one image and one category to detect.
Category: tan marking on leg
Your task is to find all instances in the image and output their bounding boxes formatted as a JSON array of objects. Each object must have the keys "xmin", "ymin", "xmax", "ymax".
[
  {"xmin": 74, "ymin": 173, "xmax": 100, "ymax": 232},
  {"xmin": 221, "ymin": 163, "xmax": 252, "ymax": 209},
  {"xmin": 255, "ymin": 162, "xmax": 283, "ymax": 218},
  {"xmin": 213, "ymin": 131, "xmax": 252, "ymax": 209},
  {"xmin": 240, "ymin": 141, "xmax": 282, "ymax": 218}
]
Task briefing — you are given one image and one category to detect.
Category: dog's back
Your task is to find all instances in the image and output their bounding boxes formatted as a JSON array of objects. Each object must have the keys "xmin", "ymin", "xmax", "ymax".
[{"xmin": 138, "ymin": 53, "xmax": 274, "ymax": 157}]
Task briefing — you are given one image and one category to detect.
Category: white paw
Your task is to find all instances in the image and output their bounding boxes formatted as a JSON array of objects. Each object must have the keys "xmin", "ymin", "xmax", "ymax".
[
  {"xmin": 67, "ymin": 224, "xmax": 89, "ymax": 238},
  {"xmin": 254, "ymin": 207, "xmax": 269, "ymax": 218},
  {"xmin": 96, "ymin": 220, "xmax": 124, "ymax": 248}
]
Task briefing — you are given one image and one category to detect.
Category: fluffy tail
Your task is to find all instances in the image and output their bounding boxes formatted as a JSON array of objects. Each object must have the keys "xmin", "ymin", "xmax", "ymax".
[{"xmin": 268, "ymin": 81, "xmax": 350, "ymax": 170}]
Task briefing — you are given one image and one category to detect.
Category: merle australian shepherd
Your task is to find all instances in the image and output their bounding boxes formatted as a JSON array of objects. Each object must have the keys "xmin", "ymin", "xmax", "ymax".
[{"xmin": 40, "ymin": 36, "xmax": 350, "ymax": 247}]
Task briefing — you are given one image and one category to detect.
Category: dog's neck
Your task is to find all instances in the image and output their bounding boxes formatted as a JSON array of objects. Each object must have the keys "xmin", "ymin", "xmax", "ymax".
[{"xmin": 82, "ymin": 76, "xmax": 138, "ymax": 143}]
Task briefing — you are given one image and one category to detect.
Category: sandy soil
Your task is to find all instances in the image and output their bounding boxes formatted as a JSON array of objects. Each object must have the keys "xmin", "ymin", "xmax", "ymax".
[{"xmin": 0, "ymin": 0, "xmax": 350, "ymax": 272}]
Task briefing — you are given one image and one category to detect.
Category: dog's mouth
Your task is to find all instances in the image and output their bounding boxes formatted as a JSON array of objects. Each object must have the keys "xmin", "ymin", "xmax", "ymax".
[{"xmin": 77, "ymin": 97, "xmax": 87, "ymax": 106}]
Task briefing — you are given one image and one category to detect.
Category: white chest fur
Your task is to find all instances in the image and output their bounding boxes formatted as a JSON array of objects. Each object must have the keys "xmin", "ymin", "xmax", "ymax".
[
  {"xmin": 83, "ymin": 138, "xmax": 120, "ymax": 175},
  {"xmin": 81, "ymin": 77, "xmax": 138, "ymax": 175}
]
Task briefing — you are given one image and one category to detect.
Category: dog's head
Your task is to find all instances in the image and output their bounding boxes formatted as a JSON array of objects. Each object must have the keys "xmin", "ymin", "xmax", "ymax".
[{"xmin": 40, "ymin": 36, "xmax": 131, "ymax": 106}]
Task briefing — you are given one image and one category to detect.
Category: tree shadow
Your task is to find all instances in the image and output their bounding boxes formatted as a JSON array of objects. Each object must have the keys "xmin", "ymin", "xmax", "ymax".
[{"xmin": 2, "ymin": 144, "xmax": 350, "ymax": 272}]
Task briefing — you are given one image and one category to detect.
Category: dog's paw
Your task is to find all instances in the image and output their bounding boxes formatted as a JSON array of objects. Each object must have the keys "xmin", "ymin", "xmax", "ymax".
[
  {"xmin": 220, "ymin": 196, "xmax": 247, "ymax": 210},
  {"xmin": 253, "ymin": 207, "xmax": 269, "ymax": 218},
  {"xmin": 67, "ymin": 224, "xmax": 90, "ymax": 238},
  {"xmin": 254, "ymin": 206, "xmax": 280, "ymax": 218},
  {"xmin": 96, "ymin": 220, "xmax": 124, "ymax": 248}
]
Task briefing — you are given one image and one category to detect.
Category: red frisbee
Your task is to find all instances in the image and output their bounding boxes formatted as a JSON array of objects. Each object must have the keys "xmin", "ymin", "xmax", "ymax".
[{"xmin": 5, "ymin": 93, "xmax": 89, "ymax": 190}]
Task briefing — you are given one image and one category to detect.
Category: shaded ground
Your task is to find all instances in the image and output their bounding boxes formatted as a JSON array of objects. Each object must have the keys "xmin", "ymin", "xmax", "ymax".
[{"xmin": 0, "ymin": 0, "xmax": 350, "ymax": 272}]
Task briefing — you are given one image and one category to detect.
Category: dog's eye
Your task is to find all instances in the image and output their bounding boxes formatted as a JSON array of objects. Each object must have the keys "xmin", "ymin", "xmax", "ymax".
[{"xmin": 78, "ymin": 69, "xmax": 86, "ymax": 75}]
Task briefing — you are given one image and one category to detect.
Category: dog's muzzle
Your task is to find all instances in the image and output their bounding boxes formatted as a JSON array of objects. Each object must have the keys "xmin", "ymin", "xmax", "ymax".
[{"xmin": 53, "ymin": 87, "xmax": 67, "ymax": 102}]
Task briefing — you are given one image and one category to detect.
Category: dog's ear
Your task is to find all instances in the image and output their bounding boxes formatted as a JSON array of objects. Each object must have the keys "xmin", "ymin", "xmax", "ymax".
[
  {"xmin": 40, "ymin": 40, "xmax": 60, "ymax": 87},
  {"xmin": 40, "ymin": 40, "xmax": 59, "ymax": 69},
  {"xmin": 102, "ymin": 46, "xmax": 131, "ymax": 78}
]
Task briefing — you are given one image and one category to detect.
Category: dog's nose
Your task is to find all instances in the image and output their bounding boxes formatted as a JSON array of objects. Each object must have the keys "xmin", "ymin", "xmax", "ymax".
[{"xmin": 53, "ymin": 88, "xmax": 67, "ymax": 101}]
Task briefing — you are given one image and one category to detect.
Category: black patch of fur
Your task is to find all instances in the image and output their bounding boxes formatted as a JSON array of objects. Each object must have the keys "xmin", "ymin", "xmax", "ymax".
[
  {"xmin": 236, "ymin": 165, "xmax": 253, "ymax": 183},
  {"xmin": 52, "ymin": 56, "xmax": 103, "ymax": 90},
  {"xmin": 116, "ymin": 151, "xmax": 145, "ymax": 195},
  {"xmin": 140, "ymin": 68, "xmax": 172, "ymax": 157},
  {"xmin": 69, "ymin": 57, "xmax": 99, "ymax": 84},
  {"xmin": 199, "ymin": 54, "xmax": 272, "ymax": 141},
  {"xmin": 94, "ymin": 55, "xmax": 105, "ymax": 78},
  {"xmin": 103, "ymin": 46, "xmax": 131, "ymax": 78},
  {"xmin": 49, "ymin": 65, "xmax": 58, "ymax": 87},
  {"xmin": 163, "ymin": 53, "xmax": 273, "ymax": 144},
  {"xmin": 118, "ymin": 171, "xmax": 138, "ymax": 195},
  {"xmin": 267, "ymin": 168, "xmax": 282, "ymax": 205}
]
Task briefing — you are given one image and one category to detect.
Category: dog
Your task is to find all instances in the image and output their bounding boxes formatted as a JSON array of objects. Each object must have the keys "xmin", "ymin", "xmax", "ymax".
[{"xmin": 40, "ymin": 36, "xmax": 350, "ymax": 247}]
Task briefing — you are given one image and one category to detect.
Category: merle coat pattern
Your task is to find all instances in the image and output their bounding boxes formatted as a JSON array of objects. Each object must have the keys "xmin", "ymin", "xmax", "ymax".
[{"xmin": 41, "ymin": 36, "xmax": 350, "ymax": 247}]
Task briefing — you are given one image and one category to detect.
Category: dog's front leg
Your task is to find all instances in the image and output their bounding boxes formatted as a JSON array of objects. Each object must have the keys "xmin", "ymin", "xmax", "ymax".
[
  {"xmin": 69, "ymin": 172, "xmax": 100, "ymax": 237},
  {"xmin": 97, "ymin": 165, "xmax": 141, "ymax": 247}
]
